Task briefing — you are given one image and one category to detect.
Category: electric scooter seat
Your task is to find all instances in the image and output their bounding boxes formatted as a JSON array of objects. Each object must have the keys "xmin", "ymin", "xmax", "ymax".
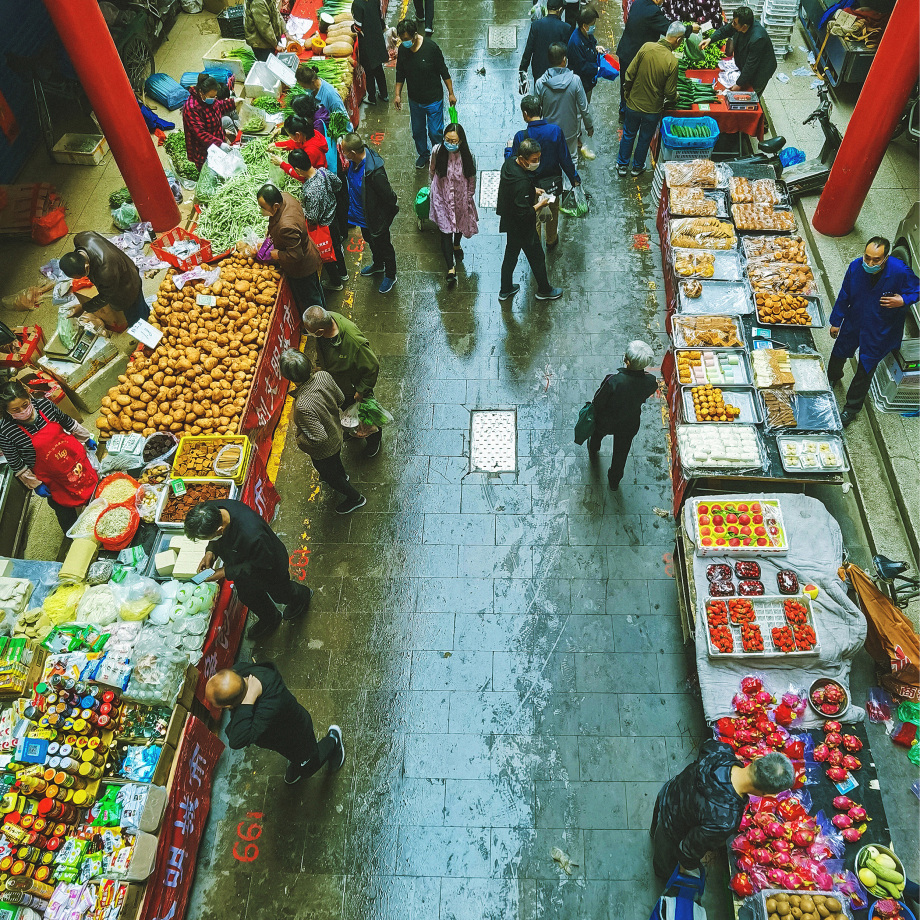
[
  {"xmin": 758, "ymin": 136, "xmax": 786, "ymax": 156},
  {"xmin": 874, "ymin": 554, "xmax": 909, "ymax": 580}
]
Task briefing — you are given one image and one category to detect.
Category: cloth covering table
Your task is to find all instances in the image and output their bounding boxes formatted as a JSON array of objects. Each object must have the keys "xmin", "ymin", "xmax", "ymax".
[
  {"xmin": 664, "ymin": 68, "xmax": 766, "ymax": 140},
  {"xmin": 687, "ymin": 493, "xmax": 866, "ymax": 728}
]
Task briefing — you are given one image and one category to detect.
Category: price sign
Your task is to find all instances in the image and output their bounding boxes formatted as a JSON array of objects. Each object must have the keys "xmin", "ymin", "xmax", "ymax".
[
  {"xmin": 196, "ymin": 294, "xmax": 217, "ymax": 307},
  {"xmin": 128, "ymin": 319, "xmax": 163, "ymax": 349}
]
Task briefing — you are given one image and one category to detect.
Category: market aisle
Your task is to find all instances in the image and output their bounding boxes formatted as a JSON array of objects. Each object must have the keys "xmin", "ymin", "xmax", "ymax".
[{"xmin": 185, "ymin": 2, "xmax": 726, "ymax": 918}]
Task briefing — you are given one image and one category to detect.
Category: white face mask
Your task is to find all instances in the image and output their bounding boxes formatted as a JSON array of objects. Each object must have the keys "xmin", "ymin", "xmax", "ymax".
[
  {"xmin": 522, "ymin": 160, "xmax": 541, "ymax": 171},
  {"xmin": 9, "ymin": 403, "xmax": 33, "ymax": 421}
]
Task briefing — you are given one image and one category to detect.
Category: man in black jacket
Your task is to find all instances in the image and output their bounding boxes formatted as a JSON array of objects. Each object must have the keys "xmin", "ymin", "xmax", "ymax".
[
  {"xmin": 588, "ymin": 340, "xmax": 658, "ymax": 489},
  {"xmin": 616, "ymin": 0, "xmax": 696, "ymax": 117},
  {"xmin": 702, "ymin": 6, "xmax": 777, "ymax": 95},
  {"xmin": 185, "ymin": 499, "xmax": 314, "ymax": 642},
  {"xmin": 496, "ymin": 138, "xmax": 563, "ymax": 304},
  {"xmin": 340, "ymin": 133, "xmax": 400, "ymax": 294},
  {"xmin": 652, "ymin": 741, "xmax": 794, "ymax": 878},
  {"xmin": 207, "ymin": 663, "xmax": 344, "ymax": 786},
  {"xmin": 520, "ymin": 0, "xmax": 574, "ymax": 84}
]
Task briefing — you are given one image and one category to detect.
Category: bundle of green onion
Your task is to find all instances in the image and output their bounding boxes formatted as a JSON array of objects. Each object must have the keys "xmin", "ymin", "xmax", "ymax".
[
  {"xmin": 222, "ymin": 47, "xmax": 256, "ymax": 75},
  {"xmin": 252, "ymin": 94, "xmax": 281, "ymax": 113}
]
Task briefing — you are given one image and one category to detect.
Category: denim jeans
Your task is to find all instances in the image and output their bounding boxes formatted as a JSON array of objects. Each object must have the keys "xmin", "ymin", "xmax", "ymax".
[
  {"xmin": 617, "ymin": 105, "xmax": 661, "ymax": 169},
  {"xmin": 408, "ymin": 98, "xmax": 444, "ymax": 158}
]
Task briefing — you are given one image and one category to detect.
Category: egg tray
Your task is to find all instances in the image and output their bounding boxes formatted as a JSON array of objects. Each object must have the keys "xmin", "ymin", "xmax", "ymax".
[
  {"xmin": 753, "ymin": 889, "xmax": 854, "ymax": 920},
  {"xmin": 681, "ymin": 386, "xmax": 763, "ymax": 425},
  {"xmin": 703, "ymin": 594, "xmax": 820, "ymax": 659}
]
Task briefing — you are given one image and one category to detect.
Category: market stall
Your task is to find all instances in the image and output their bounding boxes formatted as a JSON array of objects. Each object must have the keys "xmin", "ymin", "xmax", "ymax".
[{"xmin": 664, "ymin": 68, "xmax": 767, "ymax": 141}]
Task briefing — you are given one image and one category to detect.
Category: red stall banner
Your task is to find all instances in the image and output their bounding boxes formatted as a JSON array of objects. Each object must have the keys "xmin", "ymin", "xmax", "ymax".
[
  {"xmin": 195, "ymin": 580, "xmax": 247, "ymax": 718},
  {"xmin": 140, "ymin": 716, "xmax": 224, "ymax": 920},
  {"xmin": 240, "ymin": 279, "xmax": 299, "ymax": 468}
]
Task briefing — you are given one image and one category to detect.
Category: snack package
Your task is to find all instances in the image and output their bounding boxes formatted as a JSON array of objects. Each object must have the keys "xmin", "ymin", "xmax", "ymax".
[
  {"xmin": 671, "ymin": 217, "xmax": 737, "ymax": 250},
  {"xmin": 671, "ymin": 314, "xmax": 744, "ymax": 348},
  {"xmin": 747, "ymin": 260, "xmax": 816, "ymax": 295},
  {"xmin": 665, "ymin": 159, "xmax": 719, "ymax": 189}
]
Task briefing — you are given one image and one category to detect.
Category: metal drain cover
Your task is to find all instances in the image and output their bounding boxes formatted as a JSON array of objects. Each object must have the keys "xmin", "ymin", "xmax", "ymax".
[
  {"xmin": 470, "ymin": 409, "xmax": 517, "ymax": 472},
  {"xmin": 479, "ymin": 170, "xmax": 501, "ymax": 208},
  {"xmin": 488, "ymin": 25, "xmax": 518, "ymax": 49}
]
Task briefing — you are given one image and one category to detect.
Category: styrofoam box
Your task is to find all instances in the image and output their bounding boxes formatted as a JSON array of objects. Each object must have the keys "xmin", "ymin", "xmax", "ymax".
[
  {"xmin": 203, "ymin": 38, "xmax": 249, "ymax": 80},
  {"xmin": 244, "ymin": 61, "xmax": 283, "ymax": 97}
]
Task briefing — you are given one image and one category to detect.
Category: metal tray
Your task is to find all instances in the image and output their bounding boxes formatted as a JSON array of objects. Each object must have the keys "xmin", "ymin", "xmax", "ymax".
[
  {"xmin": 672, "ymin": 247, "xmax": 743, "ymax": 281},
  {"xmin": 675, "ymin": 348, "xmax": 752, "ymax": 386},
  {"xmin": 776, "ymin": 434, "xmax": 849, "ymax": 473},
  {"xmin": 670, "ymin": 314, "xmax": 746, "ymax": 349},
  {"xmin": 703, "ymin": 594, "xmax": 820, "ymax": 659},
  {"xmin": 669, "ymin": 189, "xmax": 730, "ymax": 219},
  {"xmin": 682, "ymin": 386, "xmax": 763, "ymax": 424},
  {"xmin": 754, "ymin": 294, "xmax": 826, "ymax": 328},
  {"xmin": 789, "ymin": 353, "xmax": 831, "ymax": 392},
  {"xmin": 678, "ymin": 280, "xmax": 753, "ymax": 315},
  {"xmin": 761, "ymin": 390, "xmax": 843, "ymax": 431},
  {"xmin": 154, "ymin": 478, "xmax": 237, "ymax": 531}
]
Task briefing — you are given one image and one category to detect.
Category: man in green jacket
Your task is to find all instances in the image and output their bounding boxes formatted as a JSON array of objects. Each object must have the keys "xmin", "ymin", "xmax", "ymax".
[
  {"xmin": 302, "ymin": 306, "xmax": 383, "ymax": 456},
  {"xmin": 245, "ymin": 0, "xmax": 287, "ymax": 62},
  {"xmin": 616, "ymin": 22, "xmax": 685, "ymax": 178}
]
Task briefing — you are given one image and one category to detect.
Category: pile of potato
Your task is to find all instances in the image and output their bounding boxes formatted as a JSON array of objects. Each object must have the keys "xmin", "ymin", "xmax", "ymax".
[
  {"xmin": 96, "ymin": 256, "xmax": 280, "ymax": 439},
  {"xmin": 764, "ymin": 892, "xmax": 846, "ymax": 920}
]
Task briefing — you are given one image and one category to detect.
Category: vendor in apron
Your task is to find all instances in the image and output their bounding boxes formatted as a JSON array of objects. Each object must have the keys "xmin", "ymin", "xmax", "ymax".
[
  {"xmin": 0, "ymin": 380, "xmax": 98, "ymax": 534},
  {"xmin": 58, "ymin": 231, "xmax": 149, "ymax": 334}
]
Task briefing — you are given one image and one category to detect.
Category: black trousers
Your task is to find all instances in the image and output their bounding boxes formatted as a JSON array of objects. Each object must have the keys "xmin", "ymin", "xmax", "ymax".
[
  {"xmin": 413, "ymin": 0, "xmax": 434, "ymax": 30},
  {"xmin": 271, "ymin": 697, "xmax": 337, "ymax": 772},
  {"xmin": 235, "ymin": 568, "xmax": 312, "ymax": 629},
  {"xmin": 48, "ymin": 498, "xmax": 79, "ymax": 534},
  {"xmin": 251, "ymin": 47, "xmax": 272, "ymax": 62},
  {"xmin": 650, "ymin": 789, "xmax": 683, "ymax": 878},
  {"xmin": 288, "ymin": 271, "xmax": 326, "ymax": 315},
  {"xmin": 313, "ymin": 451, "xmax": 362, "ymax": 501},
  {"xmin": 325, "ymin": 222, "xmax": 349, "ymax": 283},
  {"xmin": 440, "ymin": 231, "xmax": 462, "ymax": 269},
  {"xmin": 589, "ymin": 421, "xmax": 639, "ymax": 486},
  {"xmin": 366, "ymin": 225, "xmax": 397, "ymax": 278},
  {"xmin": 827, "ymin": 352, "xmax": 874, "ymax": 413},
  {"xmin": 501, "ymin": 225, "xmax": 550, "ymax": 295},
  {"xmin": 364, "ymin": 64, "xmax": 388, "ymax": 101}
]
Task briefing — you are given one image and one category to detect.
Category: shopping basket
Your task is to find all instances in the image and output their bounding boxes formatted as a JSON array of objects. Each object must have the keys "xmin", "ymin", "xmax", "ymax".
[{"xmin": 151, "ymin": 227, "xmax": 214, "ymax": 271}]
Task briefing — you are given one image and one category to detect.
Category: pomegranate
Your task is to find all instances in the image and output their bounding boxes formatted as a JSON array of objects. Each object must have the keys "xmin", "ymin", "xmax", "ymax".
[
  {"xmin": 832, "ymin": 795, "xmax": 855, "ymax": 810},
  {"xmin": 842, "ymin": 754, "xmax": 862, "ymax": 771},
  {"xmin": 842, "ymin": 734, "xmax": 862, "ymax": 752},
  {"xmin": 831, "ymin": 814, "xmax": 852, "ymax": 829}
]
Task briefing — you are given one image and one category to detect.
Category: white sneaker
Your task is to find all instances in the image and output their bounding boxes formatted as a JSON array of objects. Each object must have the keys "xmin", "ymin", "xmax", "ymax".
[{"xmin": 327, "ymin": 725, "xmax": 345, "ymax": 772}]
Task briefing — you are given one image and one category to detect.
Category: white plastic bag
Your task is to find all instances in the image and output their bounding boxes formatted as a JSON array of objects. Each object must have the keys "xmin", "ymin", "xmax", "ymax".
[{"xmin": 110, "ymin": 574, "xmax": 162, "ymax": 622}]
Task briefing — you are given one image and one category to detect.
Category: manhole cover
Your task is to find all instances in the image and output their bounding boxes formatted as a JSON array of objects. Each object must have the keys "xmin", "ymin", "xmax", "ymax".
[
  {"xmin": 470, "ymin": 409, "xmax": 517, "ymax": 473},
  {"xmin": 488, "ymin": 25, "xmax": 518, "ymax": 49},
  {"xmin": 479, "ymin": 170, "xmax": 500, "ymax": 208}
]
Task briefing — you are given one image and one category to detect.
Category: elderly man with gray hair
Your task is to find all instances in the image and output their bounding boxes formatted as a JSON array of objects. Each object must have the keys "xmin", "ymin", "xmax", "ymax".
[
  {"xmin": 617, "ymin": 21, "xmax": 686, "ymax": 178},
  {"xmin": 279, "ymin": 348, "xmax": 367, "ymax": 514},
  {"xmin": 651, "ymin": 741, "xmax": 795, "ymax": 878},
  {"xmin": 588, "ymin": 340, "xmax": 657, "ymax": 490}
]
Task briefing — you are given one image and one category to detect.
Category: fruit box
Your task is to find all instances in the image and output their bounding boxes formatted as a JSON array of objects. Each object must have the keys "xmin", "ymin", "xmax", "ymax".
[
  {"xmin": 703, "ymin": 595, "xmax": 820, "ymax": 660},
  {"xmin": 0, "ymin": 325, "xmax": 44, "ymax": 369},
  {"xmin": 692, "ymin": 497, "xmax": 788, "ymax": 555}
]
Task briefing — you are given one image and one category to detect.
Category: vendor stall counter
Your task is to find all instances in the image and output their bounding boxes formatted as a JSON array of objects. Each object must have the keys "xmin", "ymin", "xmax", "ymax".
[
  {"xmin": 664, "ymin": 69, "xmax": 766, "ymax": 141},
  {"xmin": 798, "ymin": 0, "xmax": 877, "ymax": 86}
]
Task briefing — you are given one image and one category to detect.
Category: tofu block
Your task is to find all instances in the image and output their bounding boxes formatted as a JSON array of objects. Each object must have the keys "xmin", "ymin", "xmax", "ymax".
[
  {"xmin": 155, "ymin": 550, "xmax": 178, "ymax": 576},
  {"xmin": 173, "ymin": 548, "xmax": 207, "ymax": 580}
]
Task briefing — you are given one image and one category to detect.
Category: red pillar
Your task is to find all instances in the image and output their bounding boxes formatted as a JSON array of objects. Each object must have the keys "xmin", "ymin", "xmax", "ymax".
[
  {"xmin": 812, "ymin": 0, "xmax": 919, "ymax": 236},
  {"xmin": 42, "ymin": 0, "xmax": 180, "ymax": 231}
]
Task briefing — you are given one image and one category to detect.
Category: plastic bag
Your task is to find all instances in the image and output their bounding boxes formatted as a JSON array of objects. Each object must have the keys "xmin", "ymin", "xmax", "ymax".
[
  {"xmin": 74, "ymin": 584, "xmax": 119, "ymax": 627},
  {"xmin": 341, "ymin": 402, "xmax": 360, "ymax": 429},
  {"xmin": 671, "ymin": 314, "xmax": 744, "ymax": 348},
  {"xmin": 865, "ymin": 686, "xmax": 894, "ymax": 724},
  {"xmin": 256, "ymin": 234, "xmax": 274, "ymax": 262},
  {"xmin": 194, "ymin": 164, "xmax": 224, "ymax": 204},
  {"xmin": 32, "ymin": 205, "xmax": 68, "ymax": 245},
  {"xmin": 357, "ymin": 397, "xmax": 394, "ymax": 427},
  {"xmin": 173, "ymin": 264, "xmax": 221, "ymax": 290},
  {"xmin": 670, "ymin": 217, "xmax": 736, "ymax": 250},
  {"xmin": 111, "ymin": 203, "xmax": 140, "ymax": 230},
  {"xmin": 1, "ymin": 283, "xmax": 53, "ymax": 312},
  {"xmin": 43, "ymin": 583, "xmax": 87, "ymax": 625},
  {"xmin": 664, "ymin": 159, "xmax": 719, "ymax": 189},
  {"xmin": 110, "ymin": 574, "xmax": 162, "ymax": 622},
  {"xmin": 126, "ymin": 636, "xmax": 188, "ymax": 706},
  {"xmin": 135, "ymin": 484, "xmax": 163, "ymax": 523},
  {"xmin": 206, "ymin": 144, "xmax": 246, "ymax": 180},
  {"xmin": 57, "ymin": 301, "xmax": 79, "ymax": 351},
  {"xmin": 559, "ymin": 185, "xmax": 588, "ymax": 217}
]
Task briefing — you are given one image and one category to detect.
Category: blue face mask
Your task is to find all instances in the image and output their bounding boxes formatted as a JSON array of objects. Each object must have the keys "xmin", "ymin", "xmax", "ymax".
[
  {"xmin": 204, "ymin": 96, "xmax": 216, "ymax": 105},
  {"xmin": 587, "ymin": 25, "xmax": 596, "ymax": 33},
  {"xmin": 402, "ymin": 39, "xmax": 414, "ymax": 48},
  {"xmin": 862, "ymin": 258, "xmax": 884, "ymax": 274},
  {"xmin": 444, "ymin": 141, "xmax": 459, "ymax": 152}
]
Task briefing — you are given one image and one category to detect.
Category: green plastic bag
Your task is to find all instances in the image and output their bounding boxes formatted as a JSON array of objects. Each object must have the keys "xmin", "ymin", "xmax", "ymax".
[
  {"xmin": 414, "ymin": 187, "xmax": 430, "ymax": 221},
  {"xmin": 358, "ymin": 397, "xmax": 394, "ymax": 427},
  {"xmin": 448, "ymin": 104, "xmax": 459, "ymax": 124}
]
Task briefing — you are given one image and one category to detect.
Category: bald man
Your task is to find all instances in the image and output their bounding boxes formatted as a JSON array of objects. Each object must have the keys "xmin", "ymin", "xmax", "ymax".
[{"xmin": 207, "ymin": 662, "xmax": 344, "ymax": 785}]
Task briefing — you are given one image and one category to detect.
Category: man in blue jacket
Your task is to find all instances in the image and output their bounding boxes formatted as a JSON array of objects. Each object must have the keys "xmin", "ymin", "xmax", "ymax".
[
  {"xmin": 505, "ymin": 94, "xmax": 581, "ymax": 248},
  {"xmin": 566, "ymin": 6, "xmax": 605, "ymax": 103},
  {"xmin": 520, "ymin": 0, "xmax": 574, "ymax": 84},
  {"xmin": 828, "ymin": 236, "xmax": 919, "ymax": 425}
]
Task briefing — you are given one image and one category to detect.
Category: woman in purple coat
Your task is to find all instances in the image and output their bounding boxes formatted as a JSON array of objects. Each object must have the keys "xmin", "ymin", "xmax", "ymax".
[{"xmin": 428, "ymin": 123, "xmax": 478, "ymax": 286}]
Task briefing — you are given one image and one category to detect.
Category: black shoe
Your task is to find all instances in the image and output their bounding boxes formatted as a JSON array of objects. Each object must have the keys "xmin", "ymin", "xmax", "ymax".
[
  {"xmin": 366, "ymin": 435, "xmax": 382, "ymax": 458},
  {"xmin": 453, "ymin": 246, "xmax": 464, "ymax": 261},
  {"xmin": 498, "ymin": 284, "xmax": 520, "ymax": 302},
  {"xmin": 535, "ymin": 287, "xmax": 563, "ymax": 301},
  {"xmin": 284, "ymin": 761, "xmax": 305, "ymax": 785},
  {"xmin": 282, "ymin": 587, "xmax": 313, "ymax": 621},
  {"xmin": 365, "ymin": 96, "xmax": 377, "ymax": 105},
  {"xmin": 327, "ymin": 725, "xmax": 345, "ymax": 771},
  {"xmin": 323, "ymin": 278, "xmax": 345, "ymax": 291},
  {"xmin": 829, "ymin": 377, "xmax": 843, "ymax": 389},
  {"xmin": 360, "ymin": 263, "xmax": 385, "ymax": 276},
  {"xmin": 616, "ymin": 164, "xmax": 628, "ymax": 177},
  {"xmin": 247, "ymin": 615, "xmax": 280, "ymax": 641},
  {"xmin": 447, "ymin": 269, "xmax": 457, "ymax": 285},
  {"xmin": 336, "ymin": 494, "xmax": 367, "ymax": 514},
  {"xmin": 546, "ymin": 239, "xmax": 559, "ymax": 249},
  {"xmin": 841, "ymin": 408, "xmax": 859, "ymax": 427},
  {"xmin": 631, "ymin": 166, "xmax": 646, "ymax": 179},
  {"xmin": 415, "ymin": 153, "xmax": 430, "ymax": 169},
  {"xmin": 424, "ymin": 27, "xmax": 434, "ymax": 35},
  {"xmin": 607, "ymin": 473, "xmax": 620, "ymax": 490},
  {"xmin": 379, "ymin": 95, "xmax": 389, "ymax": 103},
  {"xmin": 587, "ymin": 445, "xmax": 599, "ymax": 456}
]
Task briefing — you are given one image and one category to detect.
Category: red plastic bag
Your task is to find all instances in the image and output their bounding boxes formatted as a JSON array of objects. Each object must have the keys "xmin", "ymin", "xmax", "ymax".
[
  {"xmin": 31, "ymin": 205, "xmax": 68, "ymax": 245},
  {"xmin": 307, "ymin": 223, "xmax": 336, "ymax": 263}
]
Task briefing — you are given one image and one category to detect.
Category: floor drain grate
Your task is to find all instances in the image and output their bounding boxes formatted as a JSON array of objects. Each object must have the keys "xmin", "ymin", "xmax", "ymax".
[
  {"xmin": 479, "ymin": 171, "xmax": 501, "ymax": 208},
  {"xmin": 470, "ymin": 409, "xmax": 517, "ymax": 473},
  {"xmin": 488, "ymin": 25, "xmax": 518, "ymax": 49}
]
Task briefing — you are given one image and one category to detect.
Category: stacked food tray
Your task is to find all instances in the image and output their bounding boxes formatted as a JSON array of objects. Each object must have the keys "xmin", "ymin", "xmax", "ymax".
[{"xmin": 702, "ymin": 594, "xmax": 820, "ymax": 658}]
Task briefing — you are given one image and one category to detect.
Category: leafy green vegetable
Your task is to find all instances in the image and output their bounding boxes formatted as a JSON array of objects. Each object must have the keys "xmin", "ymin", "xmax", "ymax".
[
  {"xmin": 108, "ymin": 187, "xmax": 132, "ymax": 209},
  {"xmin": 163, "ymin": 131, "xmax": 200, "ymax": 181}
]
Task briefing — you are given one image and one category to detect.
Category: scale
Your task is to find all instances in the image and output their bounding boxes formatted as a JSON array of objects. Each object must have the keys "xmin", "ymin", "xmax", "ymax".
[{"xmin": 44, "ymin": 326, "xmax": 102, "ymax": 365}]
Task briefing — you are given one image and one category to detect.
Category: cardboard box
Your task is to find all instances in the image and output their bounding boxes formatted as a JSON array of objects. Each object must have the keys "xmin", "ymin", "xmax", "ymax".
[
  {"xmin": 152, "ymin": 741, "xmax": 177, "ymax": 787},
  {"xmin": 164, "ymin": 703, "xmax": 189, "ymax": 750},
  {"xmin": 177, "ymin": 664, "xmax": 200, "ymax": 712},
  {"xmin": 52, "ymin": 134, "xmax": 109, "ymax": 166},
  {"xmin": 15, "ymin": 368, "xmax": 84, "ymax": 420},
  {"xmin": 0, "ymin": 325, "xmax": 44, "ymax": 370},
  {"xmin": 123, "ymin": 830, "xmax": 158, "ymax": 882},
  {"xmin": 139, "ymin": 784, "xmax": 169, "ymax": 834}
]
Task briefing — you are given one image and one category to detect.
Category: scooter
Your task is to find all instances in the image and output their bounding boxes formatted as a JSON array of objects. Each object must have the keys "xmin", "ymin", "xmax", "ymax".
[
  {"xmin": 725, "ymin": 86, "xmax": 843, "ymax": 201},
  {"xmin": 892, "ymin": 83, "xmax": 919, "ymax": 146}
]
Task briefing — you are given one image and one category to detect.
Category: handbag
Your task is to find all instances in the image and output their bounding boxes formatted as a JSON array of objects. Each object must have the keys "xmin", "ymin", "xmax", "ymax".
[
  {"xmin": 307, "ymin": 222, "xmax": 336, "ymax": 263},
  {"xmin": 574, "ymin": 402, "xmax": 595, "ymax": 445}
]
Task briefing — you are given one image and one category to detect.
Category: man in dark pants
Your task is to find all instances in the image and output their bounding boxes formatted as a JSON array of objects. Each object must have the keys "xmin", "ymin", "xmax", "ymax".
[
  {"xmin": 651, "ymin": 742, "xmax": 793, "ymax": 878},
  {"xmin": 339, "ymin": 133, "xmax": 399, "ymax": 294},
  {"xmin": 207, "ymin": 664, "xmax": 344, "ymax": 786},
  {"xmin": 185, "ymin": 499, "xmax": 314, "ymax": 642},
  {"xmin": 616, "ymin": 0, "xmax": 696, "ymax": 119},
  {"xmin": 701, "ymin": 5, "xmax": 777, "ymax": 95},
  {"xmin": 520, "ymin": 0, "xmax": 574, "ymax": 84},
  {"xmin": 828, "ymin": 236, "xmax": 919, "ymax": 425},
  {"xmin": 496, "ymin": 137, "xmax": 563, "ymax": 304},
  {"xmin": 413, "ymin": 0, "xmax": 434, "ymax": 35},
  {"xmin": 588, "ymin": 341, "xmax": 658, "ymax": 490}
]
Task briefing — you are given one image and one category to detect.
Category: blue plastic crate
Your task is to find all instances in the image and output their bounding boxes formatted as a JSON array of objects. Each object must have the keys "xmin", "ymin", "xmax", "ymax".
[
  {"xmin": 661, "ymin": 116, "xmax": 720, "ymax": 149},
  {"xmin": 145, "ymin": 73, "xmax": 189, "ymax": 111}
]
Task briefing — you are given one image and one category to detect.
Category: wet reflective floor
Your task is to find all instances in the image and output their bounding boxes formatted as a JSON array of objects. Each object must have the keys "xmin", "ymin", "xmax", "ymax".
[{"xmin": 186, "ymin": 1, "xmax": 729, "ymax": 917}]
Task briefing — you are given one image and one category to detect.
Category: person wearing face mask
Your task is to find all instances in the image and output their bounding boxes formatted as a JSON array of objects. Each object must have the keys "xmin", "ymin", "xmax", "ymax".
[
  {"xmin": 255, "ymin": 184, "xmax": 326, "ymax": 314},
  {"xmin": 393, "ymin": 19, "xmax": 456, "ymax": 169},
  {"xmin": 0, "ymin": 381, "xmax": 97, "ymax": 534},
  {"xmin": 700, "ymin": 6, "xmax": 776, "ymax": 95},
  {"xmin": 272, "ymin": 114, "xmax": 329, "ymax": 169},
  {"xmin": 429, "ymin": 123, "xmax": 479, "ymax": 285},
  {"xmin": 496, "ymin": 137, "xmax": 563, "ymax": 304},
  {"xmin": 295, "ymin": 65, "xmax": 351, "ymax": 127},
  {"xmin": 566, "ymin": 7, "xmax": 605, "ymax": 103},
  {"xmin": 828, "ymin": 236, "xmax": 919, "ymax": 426},
  {"xmin": 182, "ymin": 74, "xmax": 239, "ymax": 170}
]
